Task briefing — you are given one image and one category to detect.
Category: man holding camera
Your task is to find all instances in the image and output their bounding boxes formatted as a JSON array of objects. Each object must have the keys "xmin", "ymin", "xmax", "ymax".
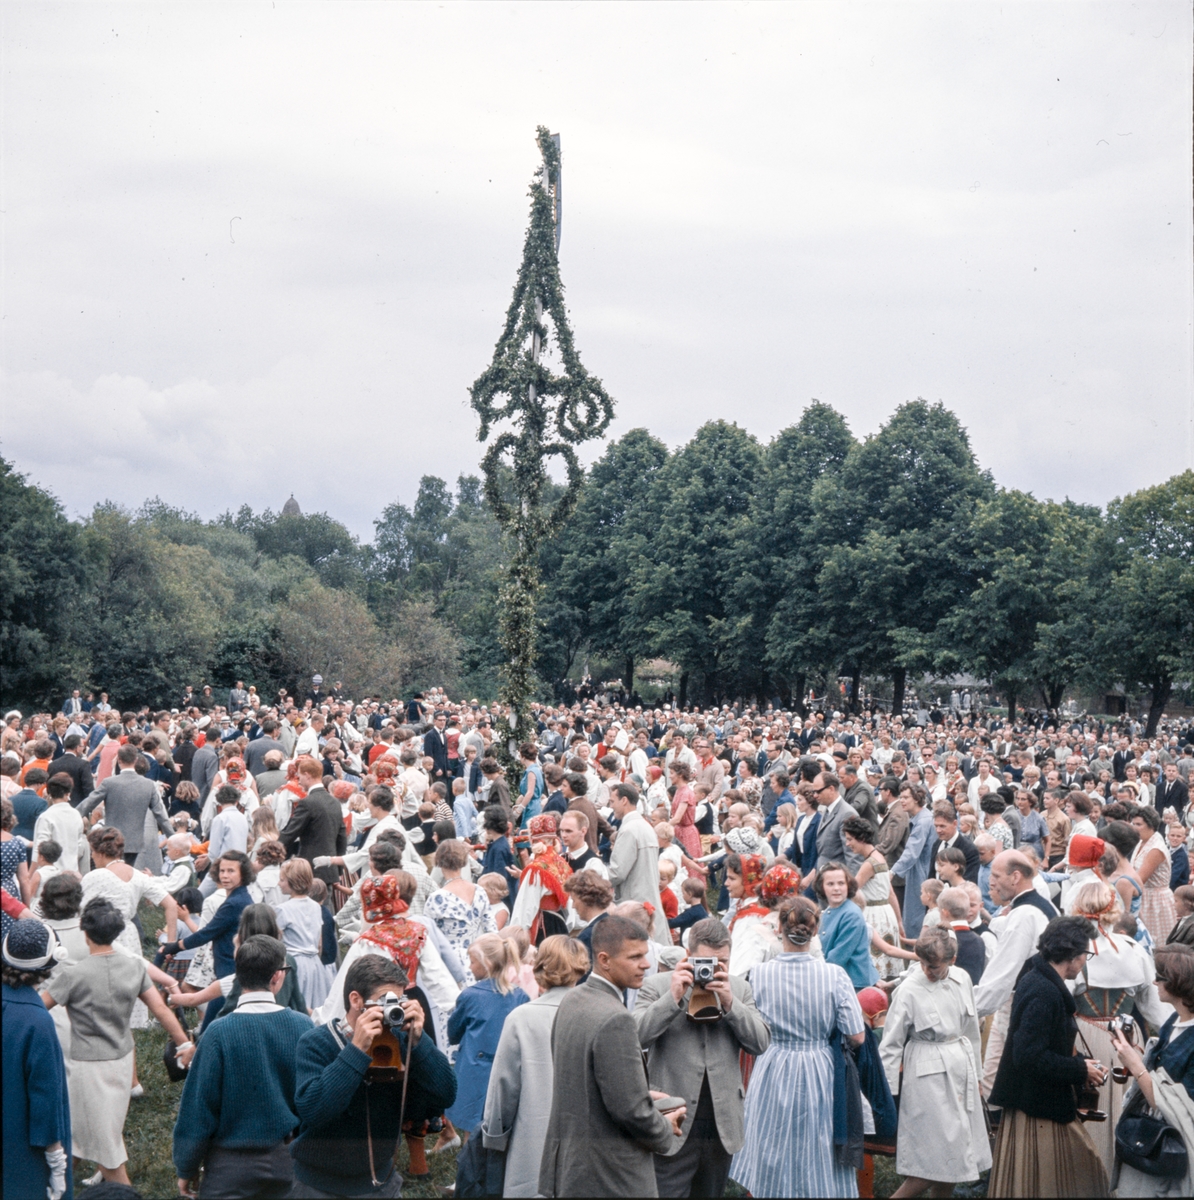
[
  {"xmin": 290, "ymin": 957, "xmax": 457, "ymax": 1197},
  {"xmin": 633, "ymin": 918, "xmax": 771, "ymax": 1197}
]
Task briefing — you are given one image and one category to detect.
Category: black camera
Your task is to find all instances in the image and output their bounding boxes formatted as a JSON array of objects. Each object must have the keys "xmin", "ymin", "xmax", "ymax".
[{"xmin": 690, "ymin": 957, "xmax": 718, "ymax": 987}]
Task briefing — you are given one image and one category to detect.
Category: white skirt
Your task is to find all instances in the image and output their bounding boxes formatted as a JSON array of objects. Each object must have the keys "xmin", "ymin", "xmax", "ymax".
[{"xmin": 69, "ymin": 1050, "xmax": 134, "ymax": 1168}]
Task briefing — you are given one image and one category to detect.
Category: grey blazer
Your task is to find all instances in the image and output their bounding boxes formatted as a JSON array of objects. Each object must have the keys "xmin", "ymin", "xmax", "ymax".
[
  {"xmin": 539, "ymin": 975, "xmax": 675, "ymax": 1198},
  {"xmin": 815, "ymin": 796, "xmax": 849, "ymax": 870},
  {"xmin": 78, "ymin": 771, "xmax": 171, "ymax": 853},
  {"xmin": 633, "ymin": 970, "xmax": 770, "ymax": 1155}
]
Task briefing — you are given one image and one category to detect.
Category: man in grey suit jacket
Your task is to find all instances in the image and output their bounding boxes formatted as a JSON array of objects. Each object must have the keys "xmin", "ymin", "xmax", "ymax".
[
  {"xmin": 633, "ymin": 917, "xmax": 771, "ymax": 1197},
  {"xmin": 77, "ymin": 745, "xmax": 172, "ymax": 864},
  {"xmin": 540, "ymin": 915, "xmax": 684, "ymax": 1198},
  {"xmin": 809, "ymin": 770, "xmax": 849, "ymax": 890}
]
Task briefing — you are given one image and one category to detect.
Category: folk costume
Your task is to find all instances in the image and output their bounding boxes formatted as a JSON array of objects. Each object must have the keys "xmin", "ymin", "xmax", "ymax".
[{"xmin": 509, "ymin": 813, "xmax": 573, "ymax": 943}]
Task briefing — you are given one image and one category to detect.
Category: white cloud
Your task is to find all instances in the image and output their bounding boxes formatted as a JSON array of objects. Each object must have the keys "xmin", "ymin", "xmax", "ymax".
[{"xmin": 1, "ymin": 1, "xmax": 1189, "ymax": 537}]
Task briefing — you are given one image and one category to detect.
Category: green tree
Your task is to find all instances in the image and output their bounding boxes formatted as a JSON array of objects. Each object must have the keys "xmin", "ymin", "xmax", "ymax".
[
  {"xmin": 631, "ymin": 421, "xmax": 762, "ymax": 705},
  {"xmin": 548, "ymin": 429, "xmax": 670, "ymax": 694},
  {"xmin": 81, "ymin": 506, "xmax": 231, "ymax": 707},
  {"xmin": 739, "ymin": 403, "xmax": 855, "ymax": 709},
  {"xmin": 814, "ymin": 400, "xmax": 995, "ymax": 714},
  {"xmin": 1093, "ymin": 471, "xmax": 1194, "ymax": 734},
  {"xmin": 0, "ymin": 457, "xmax": 91, "ymax": 707}
]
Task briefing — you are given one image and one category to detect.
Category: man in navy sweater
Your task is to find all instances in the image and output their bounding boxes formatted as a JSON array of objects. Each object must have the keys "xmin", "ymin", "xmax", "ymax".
[
  {"xmin": 173, "ymin": 935, "xmax": 314, "ymax": 1198},
  {"xmin": 291, "ymin": 956, "xmax": 457, "ymax": 1197}
]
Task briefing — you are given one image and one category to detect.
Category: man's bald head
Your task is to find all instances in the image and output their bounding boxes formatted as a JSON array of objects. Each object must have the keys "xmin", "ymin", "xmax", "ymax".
[{"xmin": 988, "ymin": 850, "xmax": 1035, "ymax": 905}]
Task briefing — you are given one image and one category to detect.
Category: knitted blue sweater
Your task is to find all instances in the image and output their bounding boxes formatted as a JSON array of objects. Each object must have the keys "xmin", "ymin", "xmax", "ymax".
[{"xmin": 172, "ymin": 1006, "xmax": 314, "ymax": 1179}]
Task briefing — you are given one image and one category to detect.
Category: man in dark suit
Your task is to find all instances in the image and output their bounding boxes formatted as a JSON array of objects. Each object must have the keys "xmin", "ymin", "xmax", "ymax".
[
  {"xmin": 279, "ymin": 758, "xmax": 347, "ymax": 889},
  {"xmin": 540, "ymin": 915, "xmax": 683, "ymax": 1198},
  {"xmin": 1112, "ymin": 738, "xmax": 1135, "ymax": 783},
  {"xmin": 189, "ymin": 726, "xmax": 221, "ymax": 806},
  {"xmin": 424, "ymin": 711, "xmax": 450, "ymax": 783},
  {"xmin": 1155, "ymin": 762, "xmax": 1190, "ymax": 820},
  {"xmin": 930, "ymin": 802, "xmax": 981, "ymax": 884},
  {"xmin": 841, "ymin": 761, "xmax": 880, "ymax": 828},
  {"xmin": 1167, "ymin": 886, "xmax": 1194, "ymax": 947},
  {"xmin": 47, "ymin": 734, "xmax": 94, "ymax": 805}
]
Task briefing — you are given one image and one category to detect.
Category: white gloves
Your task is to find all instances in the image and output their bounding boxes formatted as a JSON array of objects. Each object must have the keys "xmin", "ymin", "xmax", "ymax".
[
  {"xmin": 45, "ymin": 1145, "xmax": 67, "ymax": 1200},
  {"xmin": 312, "ymin": 856, "xmax": 333, "ymax": 868}
]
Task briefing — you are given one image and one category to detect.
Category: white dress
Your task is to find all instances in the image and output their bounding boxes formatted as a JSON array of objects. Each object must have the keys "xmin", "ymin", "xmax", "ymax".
[
  {"xmin": 80, "ymin": 866, "xmax": 169, "ymax": 1028},
  {"xmin": 276, "ymin": 895, "xmax": 334, "ymax": 1009},
  {"xmin": 183, "ymin": 888, "xmax": 226, "ymax": 989},
  {"xmin": 858, "ymin": 858, "xmax": 901, "ymax": 979},
  {"xmin": 880, "ymin": 965, "xmax": 991, "ymax": 1183}
]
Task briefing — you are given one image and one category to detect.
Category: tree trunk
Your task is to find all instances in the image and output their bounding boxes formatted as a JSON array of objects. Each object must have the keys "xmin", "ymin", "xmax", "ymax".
[
  {"xmin": 1145, "ymin": 676, "xmax": 1172, "ymax": 737},
  {"xmin": 679, "ymin": 672, "xmax": 689, "ymax": 708},
  {"xmin": 849, "ymin": 666, "xmax": 862, "ymax": 714},
  {"xmin": 1006, "ymin": 687, "xmax": 1018, "ymax": 726},
  {"xmin": 891, "ymin": 667, "xmax": 907, "ymax": 716},
  {"xmin": 624, "ymin": 655, "xmax": 634, "ymax": 698},
  {"xmin": 793, "ymin": 673, "xmax": 807, "ymax": 717}
]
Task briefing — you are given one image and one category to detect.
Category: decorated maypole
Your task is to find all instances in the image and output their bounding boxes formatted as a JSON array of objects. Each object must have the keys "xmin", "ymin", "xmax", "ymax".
[{"xmin": 469, "ymin": 127, "xmax": 613, "ymax": 777}]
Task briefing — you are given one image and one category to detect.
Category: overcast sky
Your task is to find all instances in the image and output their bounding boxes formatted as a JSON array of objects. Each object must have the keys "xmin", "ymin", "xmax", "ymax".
[{"xmin": 2, "ymin": 1, "xmax": 1190, "ymax": 539}]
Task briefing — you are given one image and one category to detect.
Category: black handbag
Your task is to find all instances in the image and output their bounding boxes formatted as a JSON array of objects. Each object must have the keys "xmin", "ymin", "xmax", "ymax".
[{"xmin": 1115, "ymin": 1082, "xmax": 1189, "ymax": 1180}]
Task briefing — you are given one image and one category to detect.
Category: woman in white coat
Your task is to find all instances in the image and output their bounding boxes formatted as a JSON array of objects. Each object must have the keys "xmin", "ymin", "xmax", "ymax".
[
  {"xmin": 481, "ymin": 935, "xmax": 592, "ymax": 1197},
  {"xmin": 880, "ymin": 927, "xmax": 991, "ymax": 1198}
]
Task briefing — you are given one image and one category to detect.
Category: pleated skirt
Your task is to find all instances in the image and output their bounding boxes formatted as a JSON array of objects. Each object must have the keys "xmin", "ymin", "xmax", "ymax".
[{"xmin": 988, "ymin": 1107, "xmax": 1109, "ymax": 1198}]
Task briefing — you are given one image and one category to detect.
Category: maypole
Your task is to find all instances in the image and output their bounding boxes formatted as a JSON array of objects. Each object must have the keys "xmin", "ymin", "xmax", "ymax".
[{"xmin": 469, "ymin": 127, "xmax": 613, "ymax": 779}]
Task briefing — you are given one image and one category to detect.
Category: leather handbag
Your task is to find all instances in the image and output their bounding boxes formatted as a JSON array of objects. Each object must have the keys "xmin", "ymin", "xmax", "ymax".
[{"xmin": 1115, "ymin": 1087, "xmax": 1189, "ymax": 1179}]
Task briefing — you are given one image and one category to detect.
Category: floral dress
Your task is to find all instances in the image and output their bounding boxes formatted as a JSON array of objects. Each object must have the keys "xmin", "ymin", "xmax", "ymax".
[{"xmin": 423, "ymin": 884, "xmax": 498, "ymax": 983}]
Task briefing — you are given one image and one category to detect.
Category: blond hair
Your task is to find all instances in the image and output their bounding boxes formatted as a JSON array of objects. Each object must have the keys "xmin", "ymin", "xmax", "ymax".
[
  {"xmin": 532, "ymin": 934, "xmax": 590, "ymax": 990},
  {"xmin": 470, "ymin": 932, "xmax": 523, "ymax": 994},
  {"xmin": 281, "ymin": 856, "xmax": 313, "ymax": 896}
]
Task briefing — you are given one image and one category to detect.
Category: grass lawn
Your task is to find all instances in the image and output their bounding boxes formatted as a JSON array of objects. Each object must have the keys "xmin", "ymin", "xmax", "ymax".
[{"xmin": 111, "ymin": 899, "xmax": 931, "ymax": 1198}]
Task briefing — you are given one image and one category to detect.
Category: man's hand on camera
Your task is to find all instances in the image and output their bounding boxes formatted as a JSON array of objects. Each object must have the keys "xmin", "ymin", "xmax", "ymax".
[
  {"xmin": 669, "ymin": 959, "xmax": 694, "ymax": 1005},
  {"xmin": 707, "ymin": 961, "xmax": 733, "ymax": 1011},
  {"xmin": 352, "ymin": 1004, "xmax": 386, "ymax": 1053},
  {"xmin": 402, "ymin": 999, "xmax": 425, "ymax": 1045}
]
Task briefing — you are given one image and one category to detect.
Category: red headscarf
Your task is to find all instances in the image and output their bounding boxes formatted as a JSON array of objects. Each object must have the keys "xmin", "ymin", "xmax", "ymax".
[
  {"xmin": 359, "ymin": 875, "xmax": 425, "ymax": 983},
  {"xmin": 330, "ymin": 780, "xmax": 355, "ymax": 803},
  {"xmin": 1067, "ymin": 834, "xmax": 1105, "ymax": 870},
  {"xmin": 760, "ymin": 862, "xmax": 802, "ymax": 907},
  {"xmin": 730, "ymin": 853, "xmax": 770, "ymax": 928},
  {"xmin": 519, "ymin": 814, "xmax": 573, "ymax": 908}
]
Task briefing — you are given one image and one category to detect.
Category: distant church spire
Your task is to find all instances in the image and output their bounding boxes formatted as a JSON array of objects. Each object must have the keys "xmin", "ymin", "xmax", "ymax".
[{"xmin": 282, "ymin": 494, "xmax": 301, "ymax": 516}]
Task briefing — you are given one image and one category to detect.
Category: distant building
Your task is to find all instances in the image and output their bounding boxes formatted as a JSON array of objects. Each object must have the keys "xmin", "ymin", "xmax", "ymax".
[{"xmin": 282, "ymin": 494, "xmax": 301, "ymax": 517}]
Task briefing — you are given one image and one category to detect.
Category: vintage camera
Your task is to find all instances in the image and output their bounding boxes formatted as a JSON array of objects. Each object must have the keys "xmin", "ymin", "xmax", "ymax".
[
  {"xmin": 1109, "ymin": 1014, "xmax": 1136, "ymax": 1083},
  {"xmin": 689, "ymin": 957, "xmax": 719, "ymax": 987},
  {"xmin": 365, "ymin": 991, "xmax": 409, "ymax": 1030},
  {"xmin": 363, "ymin": 991, "xmax": 410, "ymax": 1082}
]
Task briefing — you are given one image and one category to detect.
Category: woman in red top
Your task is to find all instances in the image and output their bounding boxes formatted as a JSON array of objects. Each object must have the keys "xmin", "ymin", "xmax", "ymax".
[{"xmin": 669, "ymin": 761, "xmax": 703, "ymax": 860}]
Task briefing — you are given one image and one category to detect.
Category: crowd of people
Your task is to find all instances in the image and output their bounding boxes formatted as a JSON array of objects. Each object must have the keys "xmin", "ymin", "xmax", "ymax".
[{"xmin": 4, "ymin": 679, "xmax": 1194, "ymax": 1199}]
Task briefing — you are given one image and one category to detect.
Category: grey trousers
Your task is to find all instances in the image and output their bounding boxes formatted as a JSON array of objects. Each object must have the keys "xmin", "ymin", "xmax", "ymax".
[
  {"xmin": 198, "ymin": 1142, "xmax": 292, "ymax": 1200},
  {"xmin": 287, "ymin": 1168, "xmax": 403, "ymax": 1198}
]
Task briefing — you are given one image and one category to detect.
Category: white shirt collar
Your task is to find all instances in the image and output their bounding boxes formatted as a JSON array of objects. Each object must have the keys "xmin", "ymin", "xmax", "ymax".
[
  {"xmin": 235, "ymin": 990, "xmax": 284, "ymax": 1014},
  {"xmin": 590, "ymin": 971, "xmax": 625, "ymax": 1001}
]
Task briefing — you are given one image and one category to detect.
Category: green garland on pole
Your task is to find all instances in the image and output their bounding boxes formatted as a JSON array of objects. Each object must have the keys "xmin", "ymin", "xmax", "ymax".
[{"xmin": 469, "ymin": 126, "xmax": 614, "ymax": 781}]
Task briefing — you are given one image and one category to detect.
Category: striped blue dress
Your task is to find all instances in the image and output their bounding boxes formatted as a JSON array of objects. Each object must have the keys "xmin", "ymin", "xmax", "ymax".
[{"xmin": 730, "ymin": 952, "xmax": 865, "ymax": 1198}]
